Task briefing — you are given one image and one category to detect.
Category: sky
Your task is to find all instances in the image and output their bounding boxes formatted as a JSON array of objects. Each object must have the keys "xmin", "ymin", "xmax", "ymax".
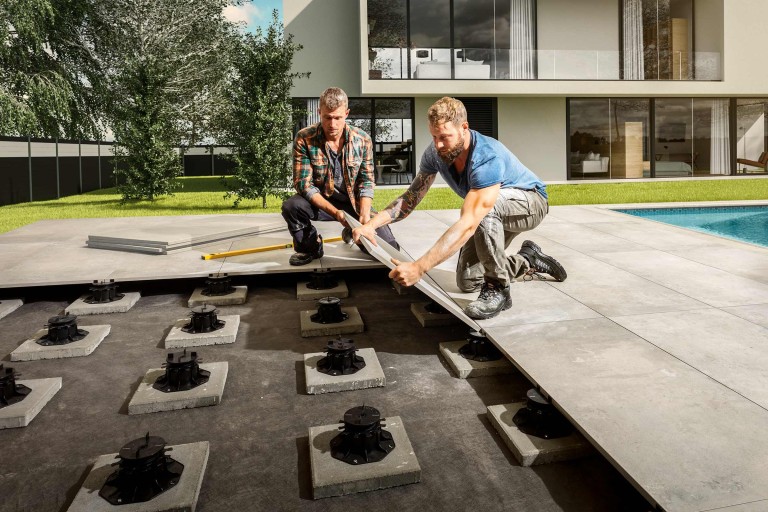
[{"xmin": 223, "ymin": 0, "xmax": 283, "ymax": 34}]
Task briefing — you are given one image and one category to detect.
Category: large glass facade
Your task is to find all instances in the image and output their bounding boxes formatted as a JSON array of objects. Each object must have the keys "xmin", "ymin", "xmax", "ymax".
[
  {"xmin": 569, "ymin": 97, "xmax": 741, "ymax": 179},
  {"xmin": 292, "ymin": 97, "xmax": 414, "ymax": 184}
]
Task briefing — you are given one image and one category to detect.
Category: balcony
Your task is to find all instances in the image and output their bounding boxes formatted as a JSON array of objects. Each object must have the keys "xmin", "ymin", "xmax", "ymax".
[{"xmin": 368, "ymin": 47, "xmax": 722, "ymax": 81}]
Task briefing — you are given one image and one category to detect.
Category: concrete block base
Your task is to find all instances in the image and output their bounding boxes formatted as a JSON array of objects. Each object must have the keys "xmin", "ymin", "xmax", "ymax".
[
  {"xmin": 439, "ymin": 341, "xmax": 516, "ymax": 379},
  {"xmin": 390, "ymin": 279, "xmax": 412, "ymax": 295},
  {"xmin": 299, "ymin": 308, "xmax": 364, "ymax": 338},
  {"xmin": 128, "ymin": 362, "xmax": 228, "ymax": 415},
  {"xmin": 297, "ymin": 280, "xmax": 348, "ymax": 301},
  {"xmin": 304, "ymin": 348, "xmax": 385, "ymax": 394},
  {"xmin": 11, "ymin": 325, "xmax": 111, "ymax": 361},
  {"xmin": 65, "ymin": 292, "xmax": 140, "ymax": 315},
  {"xmin": 0, "ymin": 299, "xmax": 23, "ymax": 320},
  {"xmin": 487, "ymin": 403, "xmax": 593, "ymax": 467},
  {"xmin": 0, "ymin": 378, "xmax": 62, "ymax": 429},
  {"xmin": 187, "ymin": 287, "xmax": 247, "ymax": 307},
  {"xmin": 66, "ymin": 441, "xmax": 209, "ymax": 512},
  {"xmin": 410, "ymin": 302, "xmax": 463, "ymax": 327},
  {"xmin": 164, "ymin": 315, "xmax": 240, "ymax": 349},
  {"xmin": 309, "ymin": 416, "xmax": 420, "ymax": 499}
]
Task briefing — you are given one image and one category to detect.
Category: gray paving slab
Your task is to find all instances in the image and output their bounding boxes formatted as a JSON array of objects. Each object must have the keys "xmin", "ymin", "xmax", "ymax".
[
  {"xmin": 667, "ymin": 243, "xmax": 768, "ymax": 285},
  {"xmin": 188, "ymin": 286, "xmax": 247, "ymax": 307},
  {"xmin": 483, "ymin": 318, "xmax": 768, "ymax": 512},
  {"xmin": 533, "ymin": 221, "xmax": 650, "ymax": 254},
  {"xmin": 164, "ymin": 315, "xmax": 239, "ymax": 349},
  {"xmin": 612, "ymin": 308, "xmax": 768, "ymax": 409},
  {"xmin": 410, "ymin": 301, "xmax": 464, "ymax": 327},
  {"xmin": 128, "ymin": 362, "xmax": 228, "ymax": 415},
  {"xmin": 439, "ymin": 341, "xmax": 516, "ymax": 379},
  {"xmin": 487, "ymin": 403, "xmax": 593, "ymax": 466},
  {"xmin": 66, "ymin": 292, "xmax": 141, "ymax": 315},
  {"xmin": 309, "ymin": 416, "xmax": 420, "ymax": 499},
  {"xmin": 546, "ymin": 205, "xmax": 638, "ymax": 224},
  {"xmin": 347, "ymin": 215, "xmax": 480, "ymax": 331},
  {"xmin": 708, "ymin": 502, "xmax": 768, "ymax": 512},
  {"xmin": 0, "ymin": 299, "xmax": 23, "ymax": 320},
  {"xmin": 593, "ymin": 249, "xmax": 768, "ymax": 308},
  {"xmin": 297, "ymin": 280, "xmax": 348, "ymax": 301},
  {"xmin": 720, "ymin": 303, "xmax": 768, "ymax": 329},
  {"xmin": 299, "ymin": 307, "xmax": 364, "ymax": 338},
  {"xmin": 0, "ymin": 377, "xmax": 62, "ymax": 429},
  {"xmin": 11, "ymin": 325, "xmax": 111, "ymax": 361},
  {"xmin": 303, "ymin": 348, "xmax": 385, "ymax": 394},
  {"xmin": 586, "ymin": 217, "xmax": 724, "ymax": 250},
  {"xmin": 67, "ymin": 441, "xmax": 209, "ymax": 512}
]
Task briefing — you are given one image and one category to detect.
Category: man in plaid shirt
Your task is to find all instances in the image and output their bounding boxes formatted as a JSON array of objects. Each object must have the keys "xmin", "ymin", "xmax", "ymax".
[{"xmin": 281, "ymin": 87, "xmax": 398, "ymax": 266}]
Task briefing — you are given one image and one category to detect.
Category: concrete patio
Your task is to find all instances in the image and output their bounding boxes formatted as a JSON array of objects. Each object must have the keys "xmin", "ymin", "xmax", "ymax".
[{"xmin": 1, "ymin": 201, "xmax": 767, "ymax": 511}]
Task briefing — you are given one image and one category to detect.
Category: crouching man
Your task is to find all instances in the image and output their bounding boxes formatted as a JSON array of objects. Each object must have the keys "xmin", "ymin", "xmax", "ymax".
[{"xmin": 352, "ymin": 97, "xmax": 566, "ymax": 319}]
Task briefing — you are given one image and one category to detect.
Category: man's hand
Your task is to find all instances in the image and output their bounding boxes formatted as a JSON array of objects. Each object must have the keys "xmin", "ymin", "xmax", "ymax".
[
  {"xmin": 351, "ymin": 224, "xmax": 378, "ymax": 246},
  {"xmin": 388, "ymin": 258, "xmax": 424, "ymax": 287},
  {"xmin": 334, "ymin": 209, "xmax": 348, "ymax": 227}
]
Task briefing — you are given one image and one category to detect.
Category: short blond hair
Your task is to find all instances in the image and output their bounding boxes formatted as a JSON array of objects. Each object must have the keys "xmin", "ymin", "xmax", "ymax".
[
  {"xmin": 319, "ymin": 87, "xmax": 348, "ymax": 111},
  {"xmin": 427, "ymin": 97, "xmax": 467, "ymax": 127}
]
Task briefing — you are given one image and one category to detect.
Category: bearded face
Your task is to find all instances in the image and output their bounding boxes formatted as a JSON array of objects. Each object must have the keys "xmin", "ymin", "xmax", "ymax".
[{"xmin": 437, "ymin": 132, "xmax": 465, "ymax": 165}]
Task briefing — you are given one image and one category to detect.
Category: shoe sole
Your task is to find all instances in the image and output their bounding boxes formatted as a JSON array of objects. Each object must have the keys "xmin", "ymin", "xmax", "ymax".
[
  {"xmin": 522, "ymin": 240, "xmax": 567, "ymax": 282},
  {"xmin": 465, "ymin": 298, "xmax": 513, "ymax": 320}
]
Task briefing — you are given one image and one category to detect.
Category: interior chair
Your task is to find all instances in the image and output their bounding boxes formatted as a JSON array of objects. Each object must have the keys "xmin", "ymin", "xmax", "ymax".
[
  {"xmin": 736, "ymin": 151, "xmax": 768, "ymax": 172},
  {"xmin": 391, "ymin": 158, "xmax": 412, "ymax": 184}
]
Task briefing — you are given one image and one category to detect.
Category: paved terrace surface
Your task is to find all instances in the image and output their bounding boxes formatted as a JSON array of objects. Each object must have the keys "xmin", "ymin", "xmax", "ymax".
[{"xmin": 1, "ymin": 202, "xmax": 768, "ymax": 511}]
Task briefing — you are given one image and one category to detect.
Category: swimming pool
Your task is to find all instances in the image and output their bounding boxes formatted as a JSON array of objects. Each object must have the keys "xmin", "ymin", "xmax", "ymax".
[{"xmin": 615, "ymin": 205, "xmax": 768, "ymax": 248}]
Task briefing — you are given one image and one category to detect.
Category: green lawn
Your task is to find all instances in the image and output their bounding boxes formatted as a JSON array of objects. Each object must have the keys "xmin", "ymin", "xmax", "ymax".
[{"xmin": 1, "ymin": 176, "xmax": 766, "ymax": 234}]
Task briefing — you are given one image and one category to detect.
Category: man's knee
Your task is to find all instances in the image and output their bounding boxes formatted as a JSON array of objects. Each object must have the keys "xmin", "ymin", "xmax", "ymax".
[{"xmin": 281, "ymin": 194, "xmax": 304, "ymax": 216}]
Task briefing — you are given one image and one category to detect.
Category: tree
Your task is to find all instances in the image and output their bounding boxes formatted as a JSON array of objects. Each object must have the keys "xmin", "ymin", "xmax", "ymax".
[
  {"xmin": 0, "ymin": 0, "xmax": 105, "ymax": 139},
  {"xmin": 101, "ymin": 0, "xmax": 237, "ymax": 200},
  {"xmin": 218, "ymin": 11, "xmax": 308, "ymax": 207}
]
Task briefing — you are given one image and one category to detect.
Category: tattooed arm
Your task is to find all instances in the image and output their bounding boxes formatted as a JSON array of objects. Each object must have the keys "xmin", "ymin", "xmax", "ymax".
[
  {"xmin": 390, "ymin": 184, "xmax": 500, "ymax": 287},
  {"xmin": 352, "ymin": 171, "xmax": 436, "ymax": 245}
]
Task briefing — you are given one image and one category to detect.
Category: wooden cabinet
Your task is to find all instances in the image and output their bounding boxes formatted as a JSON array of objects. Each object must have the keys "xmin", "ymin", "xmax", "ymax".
[{"xmin": 610, "ymin": 122, "xmax": 644, "ymax": 178}]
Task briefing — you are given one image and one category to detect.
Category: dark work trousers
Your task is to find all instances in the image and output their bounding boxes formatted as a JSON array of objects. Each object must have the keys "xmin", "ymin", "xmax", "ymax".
[{"xmin": 281, "ymin": 193, "xmax": 399, "ymax": 254}]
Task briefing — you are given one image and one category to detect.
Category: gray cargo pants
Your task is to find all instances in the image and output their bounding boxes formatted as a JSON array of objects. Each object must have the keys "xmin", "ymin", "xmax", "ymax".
[{"xmin": 456, "ymin": 188, "xmax": 549, "ymax": 291}]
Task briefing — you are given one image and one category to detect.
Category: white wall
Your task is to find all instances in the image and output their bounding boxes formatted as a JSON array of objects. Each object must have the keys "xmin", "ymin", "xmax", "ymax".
[{"xmin": 285, "ymin": 0, "xmax": 362, "ymax": 98}]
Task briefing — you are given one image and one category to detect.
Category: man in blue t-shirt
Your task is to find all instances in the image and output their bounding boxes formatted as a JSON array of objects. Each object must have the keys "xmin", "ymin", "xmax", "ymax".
[{"xmin": 353, "ymin": 97, "xmax": 567, "ymax": 319}]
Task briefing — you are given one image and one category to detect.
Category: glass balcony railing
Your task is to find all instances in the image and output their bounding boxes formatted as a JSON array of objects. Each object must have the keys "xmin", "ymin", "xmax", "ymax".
[{"xmin": 367, "ymin": 47, "xmax": 722, "ymax": 81}]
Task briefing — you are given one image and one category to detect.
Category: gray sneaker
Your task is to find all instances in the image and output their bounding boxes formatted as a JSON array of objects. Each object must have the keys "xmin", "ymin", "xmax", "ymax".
[{"xmin": 464, "ymin": 281, "xmax": 513, "ymax": 320}]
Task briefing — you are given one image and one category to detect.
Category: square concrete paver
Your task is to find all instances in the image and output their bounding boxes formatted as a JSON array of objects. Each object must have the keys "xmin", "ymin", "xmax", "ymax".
[
  {"xmin": 0, "ymin": 377, "xmax": 62, "ymax": 429},
  {"xmin": 309, "ymin": 416, "xmax": 420, "ymax": 499},
  {"xmin": 11, "ymin": 325, "xmax": 111, "ymax": 361},
  {"xmin": 66, "ymin": 292, "xmax": 140, "ymax": 315},
  {"xmin": 487, "ymin": 403, "xmax": 593, "ymax": 466},
  {"xmin": 439, "ymin": 341, "xmax": 516, "ymax": 379},
  {"xmin": 410, "ymin": 302, "xmax": 463, "ymax": 327},
  {"xmin": 164, "ymin": 316, "xmax": 240, "ymax": 349},
  {"xmin": 0, "ymin": 299, "xmax": 23, "ymax": 320},
  {"xmin": 299, "ymin": 308, "xmax": 364, "ymax": 338},
  {"xmin": 304, "ymin": 348, "xmax": 385, "ymax": 394},
  {"xmin": 188, "ymin": 287, "xmax": 247, "ymax": 307},
  {"xmin": 128, "ymin": 362, "xmax": 228, "ymax": 415},
  {"xmin": 297, "ymin": 280, "xmax": 349, "ymax": 301},
  {"xmin": 66, "ymin": 441, "xmax": 209, "ymax": 512}
]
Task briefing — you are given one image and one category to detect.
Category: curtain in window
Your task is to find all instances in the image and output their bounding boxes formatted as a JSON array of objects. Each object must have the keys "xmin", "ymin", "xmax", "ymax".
[
  {"xmin": 307, "ymin": 99, "xmax": 320, "ymax": 125},
  {"xmin": 509, "ymin": 0, "xmax": 535, "ymax": 79},
  {"xmin": 710, "ymin": 99, "xmax": 730, "ymax": 175},
  {"xmin": 623, "ymin": 0, "xmax": 644, "ymax": 80}
]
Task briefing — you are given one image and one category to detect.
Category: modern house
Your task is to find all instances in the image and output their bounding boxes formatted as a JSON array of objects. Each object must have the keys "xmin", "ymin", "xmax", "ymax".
[{"xmin": 285, "ymin": 0, "xmax": 768, "ymax": 183}]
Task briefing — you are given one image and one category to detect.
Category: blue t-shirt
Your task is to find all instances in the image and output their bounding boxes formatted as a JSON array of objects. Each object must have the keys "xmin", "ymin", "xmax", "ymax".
[{"xmin": 420, "ymin": 130, "xmax": 547, "ymax": 200}]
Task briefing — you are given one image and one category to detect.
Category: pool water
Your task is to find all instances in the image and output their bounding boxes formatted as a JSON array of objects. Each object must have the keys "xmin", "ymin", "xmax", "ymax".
[{"xmin": 615, "ymin": 206, "xmax": 768, "ymax": 247}]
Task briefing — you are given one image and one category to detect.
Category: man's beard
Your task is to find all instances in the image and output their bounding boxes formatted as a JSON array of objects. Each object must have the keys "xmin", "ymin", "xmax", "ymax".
[{"xmin": 438, "ymin": 134, "xmax": 465, "ymax": 164}]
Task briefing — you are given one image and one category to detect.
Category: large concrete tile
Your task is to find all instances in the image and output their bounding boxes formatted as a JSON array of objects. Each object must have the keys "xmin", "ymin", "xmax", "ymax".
[
  {"xmin": 721, "ymin": 304, "xmax": 768, "ymax": 329},
  {"xmin": 483, "ymin": 318, "xmax": 768, "ymax": 512},
  {"xmin": 593, "ymin": 250, "xmax": 768, "ymax": 308},
  {"xmin": 667, "ymin": 243, "xmax": 768, "ymax": 285},
  {"xmin": 541, "ymin": 244, "xmax": 707, "ymax": 317},
  {"xmin": 535, "ymin": 221, "xmax": 649, "ymax": 254},
  {"xmin": 586, "ymin": 218, "xmax": 719, "ymax": 250},
  {"xmin": 613, "ymin": 308, "xmax": 768, "ymax": 409},
  {"xmin": 546, "ymin": 206, "xmax": 638, "ymax": 224}
]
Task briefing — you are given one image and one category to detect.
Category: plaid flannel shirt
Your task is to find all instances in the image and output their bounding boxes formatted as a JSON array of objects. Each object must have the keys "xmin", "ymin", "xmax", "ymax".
[{"xmin": 293, "ymin": 122, "xmax": 375, "ymax": 214}]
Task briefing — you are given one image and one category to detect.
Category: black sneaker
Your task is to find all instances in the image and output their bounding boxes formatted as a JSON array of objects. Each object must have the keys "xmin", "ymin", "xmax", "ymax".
[
  {"xmin": 518, "ymin": 240, "xmax": 567, "ymax": 282},
  {"xmin": 289, "ymin": 236, "xmax": 324, "ymax": 266},
  {"xmin": 464, "ymin": 281, "xmax": 513, "ymax": 320}
]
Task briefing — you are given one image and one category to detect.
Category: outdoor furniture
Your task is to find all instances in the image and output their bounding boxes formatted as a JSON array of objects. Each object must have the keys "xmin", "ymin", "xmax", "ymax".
[
  {"xmin": 736, "ymin": 151, "xmax": 768, "ymax": 171},
  {"xmin": 374, "ymin": 164, "xmax": 396, "ymax": 184},
  {"xmin": 390, "ymin": 158, "xmax": 411, "ymax": 184}
]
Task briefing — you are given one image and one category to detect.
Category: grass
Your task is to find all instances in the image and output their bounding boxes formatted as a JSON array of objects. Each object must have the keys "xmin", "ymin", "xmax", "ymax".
[{"xmin": 1, "ymin": 176, "xmax": 767, "ymax": 234}]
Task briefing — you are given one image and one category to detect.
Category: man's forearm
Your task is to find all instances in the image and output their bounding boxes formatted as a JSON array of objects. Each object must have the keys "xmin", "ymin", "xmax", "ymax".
[
  {"xmin": 308, "ymin": 193, "xmax": 338, "ymax": 217},
  {"xmin": 358, "ymin": 196, "xmax": 372, "ymax": 220},
  {"xmin": 414, "ymin": 218, "xmax": 476, "ymax": 274},
  {"xmin": 381, "ymin": 172, "xmax": 435, "ymax": 223}
]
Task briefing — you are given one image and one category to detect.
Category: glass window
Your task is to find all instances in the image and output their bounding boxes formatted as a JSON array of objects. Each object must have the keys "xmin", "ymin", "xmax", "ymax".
[
  {"xmin": 736, "ymin": 99, "xmax": 768, "ymax": 175},
  {"xmin": 368, "ymin": 0, "xmax": 407, "ymax": 79},
  {"xmin": 611, "ymin": 99, "xmax": 650, "ymax": 178},
  {"xmin": 655, "ymin": 98, "xmax": 693, "ymax": 176},
  {"xmin": 569, "ymin": 99, "xmax": 610, "ymax": 179},
  {"xmin": 639, "ymin": 0, "xmax": 693, "ymax": 80}
]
